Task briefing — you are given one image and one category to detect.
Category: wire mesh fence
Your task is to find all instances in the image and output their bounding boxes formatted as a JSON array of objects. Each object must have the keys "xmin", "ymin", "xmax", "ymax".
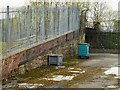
[{"xmin": 0, "ymin": 4, "xmax": 80, "ymax": 57}]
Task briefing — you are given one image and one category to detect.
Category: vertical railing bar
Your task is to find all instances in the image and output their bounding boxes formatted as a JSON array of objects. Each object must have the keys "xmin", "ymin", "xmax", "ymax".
[
  {"xmin": 0, "ymin": 11, "xmax": 2, "ymax": 55},
  {"xmin": 40, "ymin": 6, "xmax": 42, "ymax": 40},
  {"xmin": 16, "ymin": 14, "xmax": 20, "ymax": 48},
  {"xmin": 60, "ymin": 5, "xmax": 61, "ymax": 34},
  {"xmin": 10, "ymin": 9, "xmax": 14, "ymax": 47},
  {"xmin": 21, "ymin": 9, "xmax": 24, "ymax": 42},
  {"xmin": 68, "ymin": 6, "xmax": 69, "ymax": 32},
  {"xmin": 36, "ymin": 5, "xmax": 38, "ymax": 42},
  {"xmin": 15, "ymin": 8, "xmax": 18, "ymax": 47},
  {"xmin": 72, "ymin": 6, "xmax": 74, "ymax": 31},
  {"xmin": 59, "ymin": 6, "xmax": 62, "ymax": 34},
  {"xmin": 6, "ymin": 6, "xmax": 11, "ymax": 53},
  {"xmin": 55, "ymin": 5, "xmax": 57, "ymax": 36},
  {"xmin": 38, "ymin": 6, "xmax": 40, "ymax": 40},
  {"xmin": 19, "ymin": 10, "xmax": 21, "ymax": 40},
  {"xmin": 16, "ymin": 8, "xmax": 19, "ymax": 41},
  {"xmin": 48, "ymin": 6, "xmax": 50, "ymax": 38},
  {"xmin": 44, "ymin": 5, "xmax": 47, "ymax": 39},
  {"xmin": 62, "ymin": 6, "xmax": 64, "ymax": 34},
  {"xmin": 41, "ymin": 5, "xmax": 44, "ymax": 40},
  {"xmin": 50, "ymin": 7, "xmax": 54, "ymax": 38},
  {"xmin": 57, "ymin": 5, "xmax": 59, "ymax": 35},
  {"xmin": 37, "ymin": 6, "xmax": 40, "ymax": 40},
  {"xmin": 26, "ymin": 5, "xmax": 30, "ymax": 46},
  {"xmin": 2, "ymin": 9, "xmax": 5, "ymax": 54},
  {"xmin": 47, "ymin": 6, "xmax": 49, "ymax": 39},
  {"xmin": 10, "ymin": 8, "xmax": 12, "ymax": 49},
  {"xmin": 43, "ymin": 4, "xmax": 45, "ymax": 40},
  {"xmin": 31, "ymin": 6, "xmax": 33, "ymax": 38},
  {"xmin": 73, "ymin": 6, "xmax": 75, "ymax": 31}
]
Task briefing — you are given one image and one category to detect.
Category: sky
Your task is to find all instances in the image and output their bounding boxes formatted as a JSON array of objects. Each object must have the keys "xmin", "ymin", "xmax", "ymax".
[
  {"xmin": 0, "ymin": 0, "xmax": 119, "ymax": 11},
  {"xmin": 106, "ymin": 0, "xmax": 119, "ymax": 10}
]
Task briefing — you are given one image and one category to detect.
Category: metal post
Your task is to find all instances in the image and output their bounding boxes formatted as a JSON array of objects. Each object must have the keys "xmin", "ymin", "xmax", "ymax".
[
  {"xmin": 36, "ymin": 1, "xmax": 39, "ymax": 42},
  {"xmin": 59, "ymin": 7, "xmax": 63, "ymax": 34},
  {"xmin": 6, "ymin": 6, "xmax": 10, "ymax": 52},
  {"xmin": 58, "ymin": 6, "xmax": 60, "ymax": 35},
  {"xmin": 43, "ymin": 1, "xmax": 45, "ymax": 40},
  {"xmin": 57, "ymin": 5, "xmax": 59, "ymax": 35},
  {"xmin": 0, "ymin": 12, "xmax": 2, "ymax": 55},
  {"xmin": 42, "ymin": 5, "xmax": 45, "ymax": 40},
  {"xmin": 26, "ymin": 5, "xmax": 30, "ymax": 45},
  {"xmin": 0, "ymin": 18, "xmax": 2, "ymax": 43},
  {"xmin": 68, "ymin": 6, "xmax": 69, "ymax": 32},
  {"xmin": 50, "ymin": 7, "xmax": 54, "ymax": 38},
  {"xmin": 72, "ymin": 5, "xmax": 73, "ymax": 31}
]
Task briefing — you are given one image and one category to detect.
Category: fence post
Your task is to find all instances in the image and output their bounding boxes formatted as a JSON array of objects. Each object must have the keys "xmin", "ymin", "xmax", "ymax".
[
  {"xmin": 41, "ymin": 5, "xmax": 45, "ymax": 40},
  {"xmin": 66, "ymin": 6, "xmax": 68, "ymax": 32},
  {"xmin": 0, "ymin": 13, "xmax": 2, "ymax": 55},
  {"xmin": 59, "ymin": 7, "xmax": 63, "ymax": 34},
  {"xmin": 72, "ymin": 6, "xmax": 73, "ymax": 31},
  {"xmin": 36, "ymin": 5, "xmax": 39, "ymax": 42},
  {"xmin": 77, "ymin": 6, "xmax": 80, "ymax": 35},
  {"xmin": 26, "ymin": 5, "xmax": 30, "ymax": 45},
  {"xmin": 62, "ymin": 6, "xmax": 64, "ymax": 34},
  {"xmin": 50, "ymin": 7, "xmax": 54, "ymax": 38},
  {"xmin": 58, "ymin": 7, "xmax": 60, "ymax": 35},
  {"xmin": 68, "ymin": 6, "xmax": 69, "ymax": 32},
  {"xmin": 0, "ymin": 19, "xmax": 2, "ymax": 43},
  {"xmin": 6, "ymin": 6, "xmax": 11, "ymax": 52},
  {"xmin": 69, "ymin": 6, "xmax": 71, "ymax": 31},
  {"xmin": 57, "ymin": 5, "xmax": 59, "ymax": 35}
]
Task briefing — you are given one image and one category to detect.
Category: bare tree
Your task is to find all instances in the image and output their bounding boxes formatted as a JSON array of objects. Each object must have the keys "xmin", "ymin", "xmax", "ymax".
[
  {"xmin": 88, "ymin": 0, "xmax": 108, "ymax": 31},
  {"xmin": 77, "ymin": 1, "xmax": 90, "ymax": 30},
  {"xmin": 102, "ymin": 10, "xmax": 118, "ymax": 32}
]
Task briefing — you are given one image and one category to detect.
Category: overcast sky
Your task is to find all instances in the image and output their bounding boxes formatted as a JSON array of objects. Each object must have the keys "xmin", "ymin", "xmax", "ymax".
[{"xmin": 0, "ymin": 0, "xmax": 119, "ymax": 11}]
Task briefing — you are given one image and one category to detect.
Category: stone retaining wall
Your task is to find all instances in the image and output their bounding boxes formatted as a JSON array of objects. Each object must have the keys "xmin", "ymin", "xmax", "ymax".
[{"xmin": 2, "ymin": 29, "xmax": 85, "ymax": 79}]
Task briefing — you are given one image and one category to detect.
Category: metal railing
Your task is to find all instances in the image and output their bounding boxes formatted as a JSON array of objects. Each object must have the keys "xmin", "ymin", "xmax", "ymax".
[{"xmin": 0, "ymin": 4, "xmax": 80, "ymax": 57}]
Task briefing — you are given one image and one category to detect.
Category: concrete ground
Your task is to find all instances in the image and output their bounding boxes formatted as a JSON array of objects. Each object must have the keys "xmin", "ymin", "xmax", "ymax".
[
  {"xmin": 48, "ymin": 53, "xmax": 119, "ymax": 88},
  {"xmin": 2, "ymin": 53, "xmax": 119, "ymax": 89},
  {"xmin": 74, "ymin": 53, "xmax": 119, "ymax": 88}
]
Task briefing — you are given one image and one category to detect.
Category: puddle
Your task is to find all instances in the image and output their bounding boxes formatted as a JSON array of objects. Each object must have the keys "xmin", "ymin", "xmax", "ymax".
[
  {"xmin": 18, "ymin": 83, "xmax": 44, "ymax": 88},
  {"xmin": 43, "ymin": 75, "xmax": 74, "ymax": 81},
  {"xmin": 104, "ymin": 67, "xmax": 120, "ymax": 79},
  {"xmin": 68, "ymin": 68, "xmax": 75, "ymax": 70},
  {"xmin": 69, "ymin": 71, "xmax": 80, "ymax": 73},
  {"xmin": 55, "ymin": 66, "xmax": 65, "ymax": 69},
  {"xmin": 76, "ymin": 68, "xmax": 82, "ymax": 71},
  {"xmin": 80, "ymin": 71, "xmax": 85, "ymax": 74},
  {"xmin": 42, "ymin": 68, "xmax": 85, "ymax": 82},
  {"xmin": 100, "ymin": 75, "xmax": 108, "ymax": 78},
  {"xmin": 68, "ymin": 68, "xmax": 82, "ymax": 71},
  {"xmin": 114, "ymin": 76, "xmax": 120, "ymax": 79},
  {"xmin": 101, "ymin": 68, "xmax": 109, "ymax": 70},
  {"xmin": 72, "ymin": 74, "xmax": 79, "ymax": 77},
  {"xmin": 106, "ymin": 85, "xmax": 118, "ymax": 88},
  {"xmin": 68, "ymin": 67, "xmax": 85, "ymax": 74}
]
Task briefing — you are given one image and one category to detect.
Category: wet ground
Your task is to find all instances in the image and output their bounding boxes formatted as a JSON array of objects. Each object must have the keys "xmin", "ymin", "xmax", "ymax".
[
  {"xmin": 2, "ymin": 53, "xmax": 119, "ymax": 89},
  {"xmin": 73, "ymin": 53, "xmax": 119, "ymax": 88}
]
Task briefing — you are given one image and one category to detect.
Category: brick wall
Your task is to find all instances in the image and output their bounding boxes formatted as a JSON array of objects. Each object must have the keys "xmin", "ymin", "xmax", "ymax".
[{"xmin": 2, "ymin": 30, "xmax": 85, "ymax": 79}]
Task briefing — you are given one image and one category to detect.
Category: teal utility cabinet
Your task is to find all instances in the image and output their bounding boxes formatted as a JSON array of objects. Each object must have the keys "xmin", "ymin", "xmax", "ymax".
[{"xmin": 78, "ymin": 43, "xmax": 89, "ymax": 58}]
